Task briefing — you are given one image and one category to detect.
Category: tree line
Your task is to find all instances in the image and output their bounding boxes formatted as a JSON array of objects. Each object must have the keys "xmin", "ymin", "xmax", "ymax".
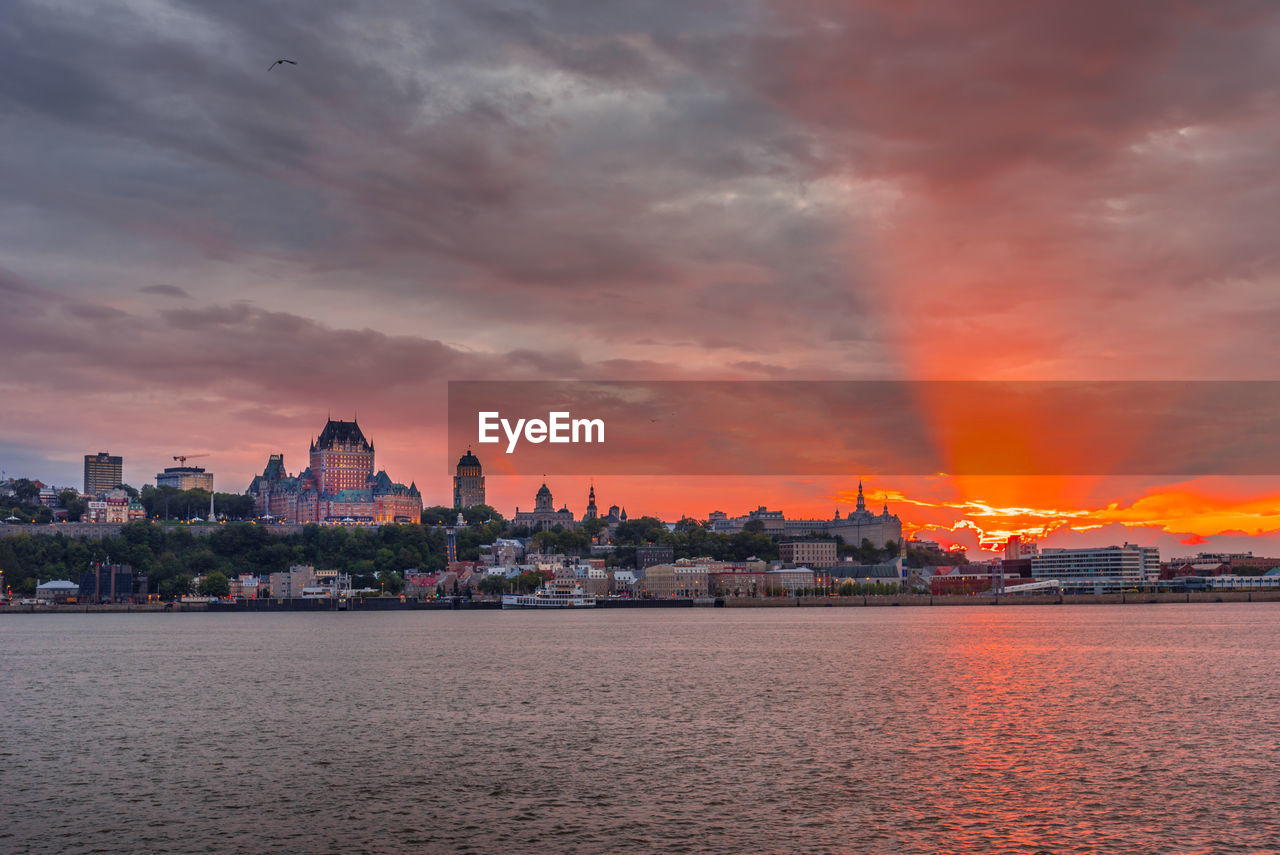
[
  {"xmin": 0, "ymin": 521, "xmax": 453, "ymax": 598},
  {"xmin": 2, "ymin": 507, "xmax": 965, "ymax": 599}
]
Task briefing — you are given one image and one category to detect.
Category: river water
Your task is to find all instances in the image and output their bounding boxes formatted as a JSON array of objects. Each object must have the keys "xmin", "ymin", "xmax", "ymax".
[{"xmin": 3, "ymin": 605, "xmax": 1277, "ymax": 854}]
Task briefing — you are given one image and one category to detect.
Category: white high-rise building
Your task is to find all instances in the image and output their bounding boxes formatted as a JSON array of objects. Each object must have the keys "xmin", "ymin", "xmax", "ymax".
[{"xmin": 1031, "ymin": 543, "xmax": 1160, "ymax": 593}]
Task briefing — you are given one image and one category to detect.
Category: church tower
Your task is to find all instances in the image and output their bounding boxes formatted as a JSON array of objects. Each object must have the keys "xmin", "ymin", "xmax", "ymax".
[
  {"xmin": 584, "ymin": 484, "xmax": 598, "ymax": 521},
  {"xmin": 856, "ymin": 480, "xmax": 866, "ymax": 513}
]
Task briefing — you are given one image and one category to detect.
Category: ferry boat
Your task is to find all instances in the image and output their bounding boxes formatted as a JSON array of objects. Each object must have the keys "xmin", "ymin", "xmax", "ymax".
[{"xmin": 501, "ymin": 578, "xmax": 596, "ymax": 609}]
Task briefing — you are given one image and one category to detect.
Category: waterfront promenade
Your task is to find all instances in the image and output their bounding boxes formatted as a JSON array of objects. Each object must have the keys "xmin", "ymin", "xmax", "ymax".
[{"xmin": 6, "ymin": 589, "xmax": 1279, "ymax": 614}]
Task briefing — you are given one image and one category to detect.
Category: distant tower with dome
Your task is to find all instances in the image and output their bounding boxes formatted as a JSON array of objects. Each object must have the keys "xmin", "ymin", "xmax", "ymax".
[
  {"xmin": 827, "ymin": 481, "xmax": 902, "ymax": 548},
  {"xmin": 453, "ymin": 448, "xmax": 485, "ymax": 509},
  {"xmin": 512, "ymin": 483, "xmax": 578, "ymax": 532}
]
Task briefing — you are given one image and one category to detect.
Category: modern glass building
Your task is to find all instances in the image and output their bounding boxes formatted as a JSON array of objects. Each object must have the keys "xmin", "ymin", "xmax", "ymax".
[
  {"xmin": 1031, "ymin": 543, "xmax": 1160, "ymax": 593},
  {"xmin": 83, "ymin": 451, "xmax": 122, "ymax": 496},
  {"xmin": 156, "ymin": 466, "xmax": 214, "ymax": 492}
]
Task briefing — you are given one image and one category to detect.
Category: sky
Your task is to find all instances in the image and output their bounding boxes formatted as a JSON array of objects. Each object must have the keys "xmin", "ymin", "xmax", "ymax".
[{"xmin": 4, "ymin": 0, "xmax": 1280, "ymax": 558}]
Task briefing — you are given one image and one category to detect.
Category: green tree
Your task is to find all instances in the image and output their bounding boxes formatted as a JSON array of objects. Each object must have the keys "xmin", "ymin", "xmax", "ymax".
[
  {"xmin": 477, "ymin": 575, "xmax": 507, "ymax": 596},
  {"xmin": 377, "ymin": 570, "xmax": 404, "ymax": 595},
  {"xmin": 461, "ymin": 504, "xmax": 505, "ymax": 525},
  {"xmin": 421, "ymin": 505, "xmax": 455, "ymax": 525},
  {"xmin": 214, "ymin": 493, "xmax": 257, "ymax": 520},
  {"xmin": 198, "ymin": 570, "xmax": 230, "ymax": 598},
  {"xmin": 614, "ymin": 516, "xmax": 669, "ymax": 545},
  {"xmin": 12, "ymin": 479, "xmax": 39, "ymax": 504},
  {"xmin": 57, "ymin": 489, "xmax": 86, "ymax": 522}
]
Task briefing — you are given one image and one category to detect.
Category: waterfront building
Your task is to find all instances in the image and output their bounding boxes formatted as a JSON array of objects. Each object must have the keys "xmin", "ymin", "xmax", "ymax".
[
  {"xmin": 826, "ymin": 557, "xmax": 905, "ymax": 583},
  {"xmin": 1004, "ymin": 535, "xmax": 1039, "ymax": 560},
  {"xmin": 78, "ymin": 562, "xmax": 142, "ymax": 603},
  {"xmin": 229, "ymin": 574, "xmax": 261, "ymax": 599},
  {"xmin": 246, "ymin": 418, "xmax": 422, "ymax": 525},
  {"xmin": 1031, "ymin": 543, "xmax": 1160, "ymax": 593},
  {"xmin": 512, "ymin": 483, "xmax": 578, "ymax": 532},
  {"xmin": 1183, "ymin": 571, "xmax": 1280, "ymax": 591},
  {"xmin": 765, "ymin": 568, "xmax": 816, "ymax": 595},
  {"xmin": 156, "ymin": 466, "xmax": 214, "ymax": 492},
  {"xmin": 84, "ymin": 452, "xmax": 122, "ymax": 496},
  {"xmin": 268, "ymin": 564, "xmax": 317, "ymax": 598},
  {"xmin": 562, "ymin": 564, "xmax": 610, "ymax": 596},
  {"xmin": 639, "ymin": 561, "xmax": 709, "ymax": 598},
  {"xmin": 453, "ymin": 449, "xmax": 486, "ymax": 509},
  {"xmin": 610, "ymin": 570, "xmax": 637, "ymax": 593},
  {"xmin": 635, "ymin": 545, "xmax": 674, "ymax": 571},
  {"xmin": 779, "ymin": 540, "xmax": 837, "ymax": 567},
  {"xmin": 926, "ymin": 565, "xmax": 1004, "ymax": 595},
  {"xmin": 35, "ymin": 580, "xmax": 80, "ymax": 603},
  {"xmin": 709, "ymin": 569, "xmax": 768, "ymax": 597},
  {"xmin": 1164, "ymin": 552, "xmax": 1280, "ymax": 577}
]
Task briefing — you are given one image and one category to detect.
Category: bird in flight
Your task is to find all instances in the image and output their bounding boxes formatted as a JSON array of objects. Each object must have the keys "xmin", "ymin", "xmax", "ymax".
[{"xmin": 268, "ymin": 59, "xmax": 297, "ymax": 71}]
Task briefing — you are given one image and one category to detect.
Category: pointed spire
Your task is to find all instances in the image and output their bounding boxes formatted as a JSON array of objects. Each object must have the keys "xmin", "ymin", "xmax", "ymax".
[{"xmin": 856, "ymin": 480, "xmax": 866, "ymax": 513}]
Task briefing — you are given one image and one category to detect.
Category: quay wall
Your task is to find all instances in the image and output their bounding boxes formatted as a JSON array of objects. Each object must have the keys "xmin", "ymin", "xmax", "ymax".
[
  {"xmin": 724, "ymin": 591, "xmax": 1280, "ymax": 607},
  {"xmin": 7, "ymin": 591, "xmax": 1278, "ymax": 615}
]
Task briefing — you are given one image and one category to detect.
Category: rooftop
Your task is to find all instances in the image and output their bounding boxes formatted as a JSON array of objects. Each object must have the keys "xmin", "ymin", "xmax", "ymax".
[{"xmin": 313, "ymin": 418, "xmax": 372, "ymax": 452}]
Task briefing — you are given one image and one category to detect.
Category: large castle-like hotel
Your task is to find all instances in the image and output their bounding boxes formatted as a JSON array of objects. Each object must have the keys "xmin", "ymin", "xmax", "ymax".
[{"xmin": 248, "ymin": 418, "xmax": 422, "ymax": 524}]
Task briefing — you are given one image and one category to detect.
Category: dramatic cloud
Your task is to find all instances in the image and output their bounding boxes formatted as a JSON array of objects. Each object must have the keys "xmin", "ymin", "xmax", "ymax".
[{"xmin": 5, "ymin": 1, "xmax": 1280, "ymax": 541}]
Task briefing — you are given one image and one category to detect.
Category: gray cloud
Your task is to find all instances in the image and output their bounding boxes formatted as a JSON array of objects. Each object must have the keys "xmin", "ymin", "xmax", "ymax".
[{"xmin": 139, "ymin": 284, "xmax": 192, "ymax": 298}]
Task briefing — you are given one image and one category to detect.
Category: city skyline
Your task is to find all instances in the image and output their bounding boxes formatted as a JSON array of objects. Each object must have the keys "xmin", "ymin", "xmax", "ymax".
[
  {"xmin": 6, "ymin": 1, "xmax": 1280, "ymax": 557},
  {"xmin": 12, "ymin": 439, "xmax": 1280, "ymax": 561}
]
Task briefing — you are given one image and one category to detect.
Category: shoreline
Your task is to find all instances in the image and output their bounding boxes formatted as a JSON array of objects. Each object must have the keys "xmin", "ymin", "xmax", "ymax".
[{"xmin": 4, "ymin": 589, "xmax": 1279, "ymax": 613}]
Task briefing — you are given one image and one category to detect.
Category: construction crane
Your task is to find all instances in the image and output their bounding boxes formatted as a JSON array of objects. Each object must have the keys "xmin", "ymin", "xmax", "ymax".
[{"xmin": 172, "ymin": 454, "xmax": 210, "ymax": 466}]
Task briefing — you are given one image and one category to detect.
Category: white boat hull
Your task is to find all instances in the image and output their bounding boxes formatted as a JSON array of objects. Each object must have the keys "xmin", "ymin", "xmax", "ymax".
[{"xmin": 501, "ymin": 592, "xmax": 596, "ymax": 609}]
